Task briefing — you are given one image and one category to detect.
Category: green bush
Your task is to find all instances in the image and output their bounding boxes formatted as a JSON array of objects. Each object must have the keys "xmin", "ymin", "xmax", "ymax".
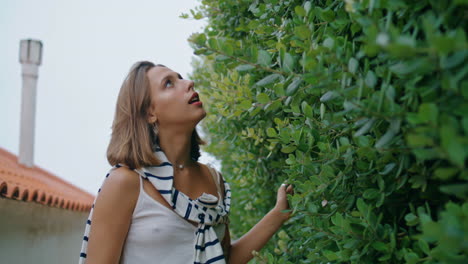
[{"xmin": 184, "ymin": 0, "xmax": 468, "ymax": 263}]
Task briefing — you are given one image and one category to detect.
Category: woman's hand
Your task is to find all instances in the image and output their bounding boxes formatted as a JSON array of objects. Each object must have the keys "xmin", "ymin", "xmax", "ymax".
[
  {"xmin": 228, "ymin": 183, "xmax": 294, "ymax": 263},
  {"xmin": 229, "ymin": 184, "xmax": 294, "ymax": 264},
  {"xmin": 272, "ymin": 183, "xmax": 294, "ymax": 223}
]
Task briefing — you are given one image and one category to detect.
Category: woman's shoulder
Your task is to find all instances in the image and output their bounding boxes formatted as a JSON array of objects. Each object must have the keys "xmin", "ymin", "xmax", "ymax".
[
  {"xmin": 90, "ymin": 166, "xmax": 141, "ymax": 219},
  {"xmin": 200, "ymin": 163, "xmax": 224, "ymax": 178},
  {"xmin": 107, "ymin": 166, "xmax": 140, "ymax": 187},
  {"xmin": 201, "ymin": 162, "xmax": 220, "ymax": 173},
  {"xmin": 98, "ymin": 166, "xmax": 141, "ymax": 202}
]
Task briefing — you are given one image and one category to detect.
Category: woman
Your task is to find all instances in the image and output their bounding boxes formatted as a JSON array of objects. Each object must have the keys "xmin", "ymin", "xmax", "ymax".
[{"xmin": 79, "ymin": 61, "xmax": 294, "ymax": 264}]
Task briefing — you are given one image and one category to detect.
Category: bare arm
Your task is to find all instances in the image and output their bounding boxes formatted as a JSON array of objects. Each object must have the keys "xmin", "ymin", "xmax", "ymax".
[
  {"xmin": 85, "ymin": 167, "xmax": 140, "ymax": 264},
  {"xmin": 228, "ymin": 184, "xmax": 293, "ymax": 264}
]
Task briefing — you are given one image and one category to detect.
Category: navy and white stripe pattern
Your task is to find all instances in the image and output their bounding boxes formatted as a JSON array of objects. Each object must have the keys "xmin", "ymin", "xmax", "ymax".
[
  {"xmin": 137, "ymin": 148, "xmax": 231, "ymax": 264},
  {"xmin": 78, "ymin": 150, "xmax": 231, "ymax": 264}
]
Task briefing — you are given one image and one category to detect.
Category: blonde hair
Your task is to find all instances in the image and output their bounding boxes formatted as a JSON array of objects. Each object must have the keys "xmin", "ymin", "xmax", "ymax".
[{"xmin": 107, "ymin": 61, "xmax": 206, "ymax": 169}]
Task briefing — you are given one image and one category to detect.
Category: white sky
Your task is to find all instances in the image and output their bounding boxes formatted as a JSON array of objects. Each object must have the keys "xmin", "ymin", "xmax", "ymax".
[{"xmin": 0, "ymin": 0, "xmax": 221, "ymax": 194}]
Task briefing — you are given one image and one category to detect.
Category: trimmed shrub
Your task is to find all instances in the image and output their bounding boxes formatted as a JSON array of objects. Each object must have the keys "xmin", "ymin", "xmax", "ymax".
[{"xmin": 185, "ymin": 0, "xmax": 468, "ymax": 263}]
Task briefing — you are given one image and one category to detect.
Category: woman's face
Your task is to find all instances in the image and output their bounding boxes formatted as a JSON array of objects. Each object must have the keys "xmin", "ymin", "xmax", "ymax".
[{"xmin": 146, "ymin": 66, "xmax": 206, "ymax": 128}]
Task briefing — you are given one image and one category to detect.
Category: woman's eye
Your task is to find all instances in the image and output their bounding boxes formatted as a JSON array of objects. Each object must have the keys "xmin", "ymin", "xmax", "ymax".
[{"xmin": 165, "ymin": 80, "xmax": 173, "ymax": 88}]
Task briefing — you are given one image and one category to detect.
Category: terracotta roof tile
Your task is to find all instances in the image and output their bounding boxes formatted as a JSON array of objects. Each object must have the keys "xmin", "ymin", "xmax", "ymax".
[{"xmin": 0, "ymin": 147, "xmax": 94, "ymax": 211}]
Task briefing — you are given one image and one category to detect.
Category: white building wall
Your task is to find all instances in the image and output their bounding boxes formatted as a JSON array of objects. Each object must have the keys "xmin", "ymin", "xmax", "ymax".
[{"xmin": 0, "ymin": 198, "xmax": 89, "ymax": 264}]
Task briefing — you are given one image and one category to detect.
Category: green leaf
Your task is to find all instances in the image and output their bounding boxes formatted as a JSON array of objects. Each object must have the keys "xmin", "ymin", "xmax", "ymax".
[
  {"xmin": 363, "ymin": 189, "xmax": 380, "ymax": 200},
  {"xmin": 390, "ymin": 59, "xmax": 433, "ymax": 75},
  {"xmin": 286, "ymin": 78, "xmax": 302, "ymax": 96},
  {"xmin": 193, "ymin": 48, "xmax": 208, "ymax": 55},
  {"xmin": 356, "ymin": 198, "xmax": 368, "ymax": 215},
  {"xmin": 255, "ymin": 74, "xmax": 282, "ymax": 86},
  {"xmin": 320, "ymin": 103, "xmax": 325, "ymax": 120},
  {"xmin": 418, "ymin": 239, "xmax": 430, "ymax": 255},
  {"xmin": 281, "ymin": 145, "xmax": 297, "ymax": 153},
  {"xmin": 207, "ymin": 38, "xmax": 218, "ymax": 49},
  {"xmin": 405, "ymin": 213, "xmax": 419, "ymax": 226},
  {"xmin": 440, "ymin": 50, "xmax": 468, "ymax": 69},
  {"xmin": 303, "ymin": 73, "xmax": 319, "ymax": 85},
  {"xmin": 365, "ymin": 71, "xmax": 377, "ymax": 88},
  {"xmin": 378, "ymin": 254, "xmax": 392, "ymax": 261},
  {"xmin": 247, "ymin": 19, "xmax": 260, "ymax": 29},
  {"xmin": 320, "ymin": 91, "xmax": 338, "ymax": 102},
  {"xmin": 220, "ymin": 41, "xmax": 234, "ymax": 55},
  {"xmin": 440, "ymin": 124, "xmax": 465, "ymax": 167},
  {"xmin": 376, "ymin": 119, "xmax": 400, "ymax": 148},
  {"xmin": 406, "ymin": 133, "xmax": 434, "ymax": 147},
  {"xmin": 379, "ymin": 163, "xmax": 396, "ymax": 175},
  {"xmin": 282, "ymin": 52, "xmax": 295, "ymax": 72},
  {"xmin": 266, "ymin": 128, "xmax": 277, "ymax": 137},
  {"xmin": 273, "ymin": 83, "xmax": 285, "ymax": 96},
  {"xmin": 264, "ymin": 100, "xmax": 282, "ymax": 112},
  {"xmin": 192, "ymin": 33, "xmax": 207, "ymax": 46},
  {"xmin": 323, "ymin": 250, "xmax": 339, "ymax": 261},
  {"xmin": 433, "ymin": 167, "xmax": 459, "ymax": 180},
  {"xmin": 323, "ymin": 37, "xmax": 334, "ymax": 49},
  {"xmin": 439, "ymin": 184, "xmax": 468, "ymax": 199},
  {"xmin": 348, "ymin": 57, "xmax": 359, "ymax": 74},
  {"xmin": 433, "ymin": 35, "xmax": 457, "ymax": 54},
  {"xmin": 404, "ymin": 252, "xmax": 419, "ymax": 264},
  {"xmin": 418, "ymin": 103, "xmax": 438, "ymax": 124},
  {"xmin": 375, "ymin": 129, "xmax": 396, "ymax": 148},
  {"xmin": 256, "ymin": 93, "xmax": 270, "ymax": 104},
  {"xmin": 301, "ymin": 101, "xmax": 313, "ymax": 118},
  {"xmin": 320, "ymin": 9, "xmax": 335, "ymax": 22},
  {"xmin": 390, "ymin": 62, "xmax": 412, "ymax": 75},
  {"xmin": 295, "ymin": 25, "xmax": 311, "ymax": 40},
  {"xmin": 412, "ymin": 148, "xmax": 439, "ymax": 161},
  {"xmin": 407, "ymin": 113, "xmax": 423, "ymax": 125},
  {"xmin": 377, "ymin": 175, "xmax": 385, "ymax": 190},
  {"xmin": 235, "ymin": 64, "xmax": 255, "ymax": 72},
  {"xmin": 343, "ymin": 239, "xmax": 359, "ymax": 249},
  {"xmin": 257, "ymin": 50, "xmax": 271, "ymax": 67},
  {"xmin": 354, "ymin": 118, "xmax": 376, "ymax": 137},
  {"xmin": 304, "ymin": 1, "xmax": 312, "ymax": 14},
  {"xmin": 239, "ymin": 99, "xmax": 252, "ymax": 110},
  {"xmin": 454, "ymin": 0, "xmax": 468, "ymax": 6},
  {"xmin": 294, "ymin": 6, "xmax": 306, "ymax": 16},
  {"xmin": 215, "ymin": 55, "xmax": 230, "ymax": 61},
  {"xmin": 371, "ymin": 241, "xmax": 388, "ymax": 252},
  {"xmin": 376, "ymin": 193, "xmax": 385, "ymax": 207}
]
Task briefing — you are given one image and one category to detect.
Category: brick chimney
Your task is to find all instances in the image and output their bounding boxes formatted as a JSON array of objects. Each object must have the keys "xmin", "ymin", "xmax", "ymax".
[{"xmin": 18, "ymin": 39, "xmax": 42, "ymax": 167}]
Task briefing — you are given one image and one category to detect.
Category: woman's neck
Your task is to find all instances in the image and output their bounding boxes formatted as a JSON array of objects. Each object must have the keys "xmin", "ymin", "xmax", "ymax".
[{"xmin": 157, "ymin": 128, "xmax": 195, "ymax": 168}]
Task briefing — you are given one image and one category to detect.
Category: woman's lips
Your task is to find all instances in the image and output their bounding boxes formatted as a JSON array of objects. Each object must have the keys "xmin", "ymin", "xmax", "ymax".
[{"xmin": 191, "ymin": 101, "xmax": 203, "ymax": 106}]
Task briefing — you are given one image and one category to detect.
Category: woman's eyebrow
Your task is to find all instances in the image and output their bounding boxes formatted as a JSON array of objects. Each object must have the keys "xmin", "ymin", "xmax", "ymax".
[{"xmin": 160, "ymin": 72, "xmax": 183, "ymax": 85}]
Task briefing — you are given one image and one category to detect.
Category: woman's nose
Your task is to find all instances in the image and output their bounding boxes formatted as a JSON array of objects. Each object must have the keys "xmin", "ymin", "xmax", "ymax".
[{"xmin": 186, "ymin": 80, "xmax": 194, "ymax": 91}]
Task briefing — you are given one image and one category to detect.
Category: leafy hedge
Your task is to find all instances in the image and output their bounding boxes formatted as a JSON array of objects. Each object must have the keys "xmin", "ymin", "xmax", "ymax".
[{"xmin": 184, "ymin": 0, "xmax": 468, "ymax": 263}]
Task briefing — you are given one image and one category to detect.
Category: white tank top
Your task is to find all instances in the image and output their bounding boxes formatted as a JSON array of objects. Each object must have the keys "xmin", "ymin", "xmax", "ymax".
[{"xmin": 119, "ymin": 164, "xmax": 226, "ymax": 263}]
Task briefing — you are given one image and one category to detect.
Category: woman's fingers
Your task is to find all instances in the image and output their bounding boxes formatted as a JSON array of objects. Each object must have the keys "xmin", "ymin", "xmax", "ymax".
[{"xmin": 280, "ymin": 183, "xmax": 294, "ymax": 194}]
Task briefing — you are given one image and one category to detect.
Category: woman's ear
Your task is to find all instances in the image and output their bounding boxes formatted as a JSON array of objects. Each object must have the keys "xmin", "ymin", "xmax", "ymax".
[
  {"xmin": 148, "ymin": 114, "xmax": 157, "ymax": 124},
  {"xmin": 147, "ymin": 106, "xmax": 158, "ymax": 123}
]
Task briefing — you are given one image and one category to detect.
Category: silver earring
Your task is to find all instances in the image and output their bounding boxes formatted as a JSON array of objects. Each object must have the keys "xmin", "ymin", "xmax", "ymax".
[{"xmin": 152, "ymin": 122, "xmax": 158, "ymax": 136}]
